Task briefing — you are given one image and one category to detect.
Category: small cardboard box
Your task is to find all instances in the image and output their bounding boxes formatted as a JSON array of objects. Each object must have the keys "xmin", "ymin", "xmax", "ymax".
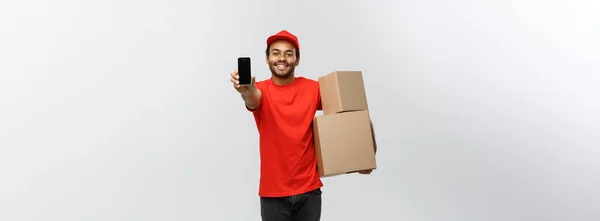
[
  {"xmin": 318, "ymin": 71, "xmax": 369, "ymax": 115},
  {"xmin": 313, "ymin": 110, "xmax": 377, "ymax": 177}
]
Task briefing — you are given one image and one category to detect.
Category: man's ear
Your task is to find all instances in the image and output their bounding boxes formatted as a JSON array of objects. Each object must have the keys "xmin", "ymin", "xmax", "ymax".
[
  {"xmin": 295, "ymin": 57, "xmax": 300, "ymax": 66},
  {"xmin": 265, "ymin": 56, "xmax": 269, "ymax": 65}
]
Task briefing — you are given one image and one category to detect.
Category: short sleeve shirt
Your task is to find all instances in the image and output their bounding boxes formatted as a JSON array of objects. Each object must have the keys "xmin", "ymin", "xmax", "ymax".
[{"xmin": 246, "ymin": 77, "xmax": 323, "ymax": 197}]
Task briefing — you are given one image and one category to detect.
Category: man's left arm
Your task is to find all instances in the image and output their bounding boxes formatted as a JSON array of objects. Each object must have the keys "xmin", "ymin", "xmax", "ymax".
[
  {"xmin": 371, "ymin": 120, "xmax": 377, "ymax": 154},
  {"xmin": 316, "ymin": 90, "xmax": 323, "ymax": 111},
  {"xmin": 358, "ymin": 120, "xmax": 377, "ymax": 174}
]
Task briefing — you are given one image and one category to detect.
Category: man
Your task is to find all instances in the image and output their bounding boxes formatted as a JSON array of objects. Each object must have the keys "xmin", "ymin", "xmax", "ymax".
[{"xmin": 229, "ymin": 30, "xmax": 374, "ymax": 221}]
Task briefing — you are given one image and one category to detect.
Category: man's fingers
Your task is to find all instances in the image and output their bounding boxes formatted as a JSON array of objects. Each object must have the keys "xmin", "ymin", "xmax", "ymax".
[
  {"xmin": 358, "ymin": 169, "xmax": 372, "ymax": 174},
  {"xmin": 230, "ymin": 69, "xmax": 240, "ymax": 79}
]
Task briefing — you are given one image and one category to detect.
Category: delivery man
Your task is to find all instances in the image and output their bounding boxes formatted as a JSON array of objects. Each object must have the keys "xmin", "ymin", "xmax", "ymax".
[{"xmin": 229, "ymin": 30, "xmax": 375, "ymax": 221}]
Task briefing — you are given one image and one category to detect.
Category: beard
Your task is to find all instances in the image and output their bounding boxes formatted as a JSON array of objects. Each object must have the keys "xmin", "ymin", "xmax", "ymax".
[{"xmin": 269, "ymin": 60, "xmax": 295, "ymax": 78}]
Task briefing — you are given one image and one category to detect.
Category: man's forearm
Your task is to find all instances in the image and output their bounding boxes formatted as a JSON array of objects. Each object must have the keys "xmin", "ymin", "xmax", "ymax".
[
  {"xmin": 242, "ymin": 88, "xmax": 262, "ymax": 109},
  {"xmin": 371, "ymin": 120, "xmax": 377, "ymax": 154}
]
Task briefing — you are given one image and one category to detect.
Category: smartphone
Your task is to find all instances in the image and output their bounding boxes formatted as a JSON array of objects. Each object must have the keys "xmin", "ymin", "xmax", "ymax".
[{"xmin": 237, "ymin": 57, "xmax": 252, "ymax": 85}]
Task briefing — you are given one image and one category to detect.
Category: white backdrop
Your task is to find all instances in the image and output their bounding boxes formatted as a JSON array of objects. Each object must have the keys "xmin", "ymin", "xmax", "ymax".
[{"xmin": 1, "ymin": 0, "xmax": 599, "ymax": 220}]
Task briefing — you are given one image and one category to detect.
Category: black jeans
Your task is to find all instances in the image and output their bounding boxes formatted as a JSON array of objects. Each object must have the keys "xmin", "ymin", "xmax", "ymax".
[{"xmin": 260, "ymin": 188, "xmax": 322, "ymax": 221}]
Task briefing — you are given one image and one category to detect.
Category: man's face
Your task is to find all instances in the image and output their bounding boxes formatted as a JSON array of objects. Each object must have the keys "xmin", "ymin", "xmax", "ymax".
[{"xmin": 266, "ymin": 40, "xmax": 299, "ymax": 78}]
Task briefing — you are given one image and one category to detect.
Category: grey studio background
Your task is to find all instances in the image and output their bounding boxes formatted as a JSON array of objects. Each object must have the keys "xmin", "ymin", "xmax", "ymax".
[{"xmin": 1, "ymin": 0, "xmax": 599, "ymax": 221}]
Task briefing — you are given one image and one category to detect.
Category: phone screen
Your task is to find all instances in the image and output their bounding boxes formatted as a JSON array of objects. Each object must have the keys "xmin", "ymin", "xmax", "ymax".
[{"xmin": 238, "ymin": 57, "xmax": 251, "ymax": 85}]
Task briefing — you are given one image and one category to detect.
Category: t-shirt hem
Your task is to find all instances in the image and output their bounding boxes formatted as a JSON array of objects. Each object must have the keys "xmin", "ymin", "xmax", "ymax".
[{"xmin": 258, "ymin": 183, "xmax": 324, "ymax": 198}]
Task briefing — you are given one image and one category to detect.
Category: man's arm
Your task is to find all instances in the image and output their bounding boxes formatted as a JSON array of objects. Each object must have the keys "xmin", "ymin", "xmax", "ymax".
[
  {"xmin": 242, "ymin": 87, "xmax": 262, "ymax": 110},
  {"xmin": 317, "ymin": 94, "xmax": 323, "ymax": 111},
  {"xmin": 231, "ymin": 69, "xmax": 262, "ymax": 110},
  {"xmin": 356, "ymin": 120, "xmax": 377, "ymax": 175},
  {"xmin": 371, "ymin": 120, "xmax": 377, "ymax": 154}
]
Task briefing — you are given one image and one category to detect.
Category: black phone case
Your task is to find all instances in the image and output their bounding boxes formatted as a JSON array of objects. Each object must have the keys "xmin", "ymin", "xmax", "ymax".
[{"xmin": 238, "ymin": 57, "xmax": 252, "ymax": 85}]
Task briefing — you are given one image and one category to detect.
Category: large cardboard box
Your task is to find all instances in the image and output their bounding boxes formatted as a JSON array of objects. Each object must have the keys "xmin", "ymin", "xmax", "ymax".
[
  {"xmin": 318, "ymin": 71, "xmax": 369, "ymax": 115},
  {"xmin": 313, "ymin": 110, "xmax": 377, "ymax": 177}
]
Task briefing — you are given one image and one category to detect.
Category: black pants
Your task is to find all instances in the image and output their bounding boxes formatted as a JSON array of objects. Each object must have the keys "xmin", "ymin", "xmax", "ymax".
[{"xmin": 260, "ymin": 188, "xmax": 322, "ymax": 221}]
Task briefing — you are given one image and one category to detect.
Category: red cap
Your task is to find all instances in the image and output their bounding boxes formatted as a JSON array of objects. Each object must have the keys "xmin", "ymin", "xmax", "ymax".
[{"xmin": 266, "ymin": 30, "xmax": 300, "ymax": 53}]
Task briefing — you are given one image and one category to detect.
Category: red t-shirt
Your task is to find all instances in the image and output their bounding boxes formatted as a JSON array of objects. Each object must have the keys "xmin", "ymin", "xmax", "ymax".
[{"xmin": 246, "ymin": 77, "xmax": 324, "ymax": 197}]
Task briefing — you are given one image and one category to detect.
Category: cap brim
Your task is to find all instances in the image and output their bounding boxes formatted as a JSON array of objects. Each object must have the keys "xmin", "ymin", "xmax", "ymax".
[{"xmin": 267, "ymin": 36, "xmax": 299, "ymax": 50}]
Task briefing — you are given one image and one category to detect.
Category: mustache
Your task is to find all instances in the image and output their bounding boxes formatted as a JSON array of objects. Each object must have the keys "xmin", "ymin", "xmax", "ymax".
[{"xmin": 272, "ymin": 61, "xmax": 290, "ymax": 66}]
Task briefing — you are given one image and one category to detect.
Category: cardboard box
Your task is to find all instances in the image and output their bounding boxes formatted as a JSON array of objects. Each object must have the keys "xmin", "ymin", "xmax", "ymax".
[
  {"xmin": 318, "ymin": 71, "xmax": 369, "ymax": 115},
  {"xmin": 313, "ymin": 110, "xmax": 377, "ymax": 177}
]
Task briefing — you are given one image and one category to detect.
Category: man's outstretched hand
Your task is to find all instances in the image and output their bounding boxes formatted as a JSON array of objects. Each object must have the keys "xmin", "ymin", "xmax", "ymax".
[{"xmin": 230, "ymin": 68, "xmax": 256, "ymax": 95}]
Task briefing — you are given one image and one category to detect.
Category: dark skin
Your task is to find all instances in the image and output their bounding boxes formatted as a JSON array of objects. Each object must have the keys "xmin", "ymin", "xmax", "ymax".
[{"xmin": 264, "ymin": 40, "xmax": 300, "ymax": 86}]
